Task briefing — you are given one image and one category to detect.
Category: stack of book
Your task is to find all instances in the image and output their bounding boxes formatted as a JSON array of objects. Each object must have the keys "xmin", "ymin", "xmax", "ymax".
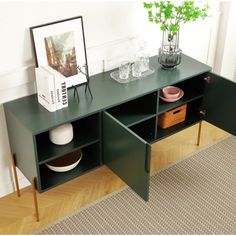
[{"xmin": 35, "ymin": 66, "xmax": 68, "ymax": 112}]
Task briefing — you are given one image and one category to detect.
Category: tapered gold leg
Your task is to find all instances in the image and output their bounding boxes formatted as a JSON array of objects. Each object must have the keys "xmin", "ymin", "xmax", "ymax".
[
  {"xmin": 12, "ymin": 153, "xmax": 20, "ymax": 197},
  {"xmin": 197, "ymin": 121, "xmax": 202, "ymax": 146},
  {"xmin": 32, "ymin": 177, "xmax": 40, "ymax": 222}
]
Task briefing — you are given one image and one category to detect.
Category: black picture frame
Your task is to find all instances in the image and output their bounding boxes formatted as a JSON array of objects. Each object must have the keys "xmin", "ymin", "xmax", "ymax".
[{"xmin": 30, "ymin": 16, "xmax": 89, "ymax": 88}]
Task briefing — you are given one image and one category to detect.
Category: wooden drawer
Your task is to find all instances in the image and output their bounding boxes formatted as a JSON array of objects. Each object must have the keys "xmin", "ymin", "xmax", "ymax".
[{"xmin": 158, "ymin": 104, "xmax": 187, "ymax": 129}]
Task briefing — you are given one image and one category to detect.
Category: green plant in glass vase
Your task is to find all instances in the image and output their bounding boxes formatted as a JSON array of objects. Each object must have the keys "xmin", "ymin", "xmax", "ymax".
[{"xmin": 143, "ymin": 1, "xmax": 209, "ymax": 69}]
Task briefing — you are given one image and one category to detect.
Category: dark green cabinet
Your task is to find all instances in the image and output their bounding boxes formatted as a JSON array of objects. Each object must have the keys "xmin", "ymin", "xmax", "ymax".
[{"xmin": 4, "ymin": 54, "xmax": 235, "ymax": 201}]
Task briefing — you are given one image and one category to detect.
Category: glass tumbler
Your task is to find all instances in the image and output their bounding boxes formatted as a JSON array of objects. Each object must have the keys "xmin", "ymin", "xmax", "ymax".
[
  {"xmin": 119, "ymin": 61, "xmax": 130, "ymax": 81},
  {"xmin": 132, "ymin": 60, "xmax": 142, "ymax": 78},
  {"xmin": 139, "ymin": 53, "xmax": 150, "ymax": 73}
]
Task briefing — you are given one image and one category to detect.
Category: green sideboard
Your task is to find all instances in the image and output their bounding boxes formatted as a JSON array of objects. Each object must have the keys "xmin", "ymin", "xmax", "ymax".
[{"xmin": 4, "ymin": 54, "xmax": 236, "ymax": 202}]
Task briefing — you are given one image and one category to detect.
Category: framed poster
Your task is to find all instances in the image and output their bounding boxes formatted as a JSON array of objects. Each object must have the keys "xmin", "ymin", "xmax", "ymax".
[{"xmin": 30, "ymin": 16, "xmax": 89, "ymax": 88}]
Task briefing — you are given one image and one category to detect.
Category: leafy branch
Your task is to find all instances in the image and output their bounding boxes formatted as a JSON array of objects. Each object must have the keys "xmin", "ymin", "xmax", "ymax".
[{"xmin": 144, "ymin": 1, "xmax": 209, "ymax": 41}]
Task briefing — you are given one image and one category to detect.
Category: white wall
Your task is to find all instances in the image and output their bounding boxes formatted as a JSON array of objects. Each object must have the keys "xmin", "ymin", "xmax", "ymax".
[
  {"xmin": 213, "ymin": 1, "xmax": 231, "ymax": 75},
  {"xmin": 218, "ymin": 1, "xmax": 236, "ymax": 80},
  {"xmin": 0, "ymin": 1, "xmax": 219, "ymax": 197}
]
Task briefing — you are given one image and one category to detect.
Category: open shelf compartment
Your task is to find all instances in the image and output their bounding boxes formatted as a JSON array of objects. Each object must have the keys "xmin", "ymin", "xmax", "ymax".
[
  {"xmin": 156, "ymin": 98, "xmax": 203, "ymax": 141},
  {"xmin": 38, "ymin": 142, "xmax": 101, "ymax": 192},
  {"xmin": 36, "ymin": 113, "xmax": 100, "ymax": 163},
  {"xmin": 158, "ymin": 74, "xmax": 206, "ymax": 114},
  {"xmin": 129, "ymin": 117, "xmax": 156, "ymax": 143},
  {"xmin": 107, "ymin": 92, "xmax": 158, "ymax": 127}
]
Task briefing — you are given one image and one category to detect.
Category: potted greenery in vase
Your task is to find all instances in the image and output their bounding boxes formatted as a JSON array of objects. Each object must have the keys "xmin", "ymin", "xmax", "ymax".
[{"xmin": 143, "ymin": 1, "xmax": 209, "ymax": 69}]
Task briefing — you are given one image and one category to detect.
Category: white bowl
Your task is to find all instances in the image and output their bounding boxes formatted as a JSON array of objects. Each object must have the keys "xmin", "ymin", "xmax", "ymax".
[
  {"xmin": 46, "ymin": 150, "xmax": 82, "ymax": 172},
  {"xmin": 49, "ymin": 123, "xmax": 73, "ymax": 145}
]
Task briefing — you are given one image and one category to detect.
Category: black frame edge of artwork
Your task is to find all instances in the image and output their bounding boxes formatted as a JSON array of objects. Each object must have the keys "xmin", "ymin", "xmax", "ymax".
[{"xmin": 30, "ymin": 16, "xmax": 92, "ymax": 99}]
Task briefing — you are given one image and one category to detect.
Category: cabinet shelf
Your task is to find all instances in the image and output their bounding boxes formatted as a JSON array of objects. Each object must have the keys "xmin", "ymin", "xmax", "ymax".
[
  {"xmin": 130, "ymin": 117, "xmax": 156, "ymax": 142},
  {"xmin": 156, "ymin": 114, "xmax": 200, "ymax": 141},
  {"xmin": 37, "ymin": 139, "xmax": 100, "ymax": 165},
  {"xmin": 156, "ymin": 98, "xmax": 203, "ymax": 141},
  {"xmin": 36, "ymin": 113, "xmax": 100, "ymax": 163},
  {"xmin": 158, "ymin": 74, "xmax": 206, "ymax": 114},
  {"xmin": 108, "ymin": 92, "xmax": 157, "ymax": 127},
  {"xmin": 39, "ymin": 159, "xmax": 100, "ymax": 192},
  {"xmin": 38, "ymin": 142, "xmax": 101, "ymax": 191},
  {"xmin": 111, "ymin": 113, "xmax": 157, "ymax": 127},
  {"xmin": 158, "ymin": 88, "xmax": 203, "ymax": 115}
]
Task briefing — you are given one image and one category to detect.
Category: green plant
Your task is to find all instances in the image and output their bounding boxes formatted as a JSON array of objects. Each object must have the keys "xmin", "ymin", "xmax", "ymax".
[{"xmin": 143, "ymin": 1, "xmax": 209, "ymax": 40}]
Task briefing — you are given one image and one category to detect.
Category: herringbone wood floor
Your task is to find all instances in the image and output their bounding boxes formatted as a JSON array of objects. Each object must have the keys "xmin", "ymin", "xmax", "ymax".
[{"xmin": 0, "ymin": 121, "xmax": 229, "ymax": 234}]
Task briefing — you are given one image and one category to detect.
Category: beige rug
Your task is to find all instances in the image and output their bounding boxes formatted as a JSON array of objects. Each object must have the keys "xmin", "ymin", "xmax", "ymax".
[{"xmin": 37, "ymin": 136, "xmax": 236, "ymax": 234}]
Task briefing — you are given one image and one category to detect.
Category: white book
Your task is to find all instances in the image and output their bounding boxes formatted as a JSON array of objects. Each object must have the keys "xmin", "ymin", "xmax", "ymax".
[
  {"xmin": 42, "ymin": 66, "xmax": 68, "ymax": 109},
  {"xmin": 35, "ymin": 67, "xmax": 57, "ymax": 112}
]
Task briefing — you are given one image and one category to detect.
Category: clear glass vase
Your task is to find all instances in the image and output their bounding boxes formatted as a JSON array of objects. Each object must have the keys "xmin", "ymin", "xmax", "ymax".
[{"xmin": 158, "ymin": 30, "xmax": 182, "ymax": 70}]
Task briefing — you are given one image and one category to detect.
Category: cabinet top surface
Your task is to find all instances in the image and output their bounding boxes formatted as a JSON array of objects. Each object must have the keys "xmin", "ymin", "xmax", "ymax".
[{"xmin": 4, "ymin": 54, "xmax": 211, "ymax": 134}]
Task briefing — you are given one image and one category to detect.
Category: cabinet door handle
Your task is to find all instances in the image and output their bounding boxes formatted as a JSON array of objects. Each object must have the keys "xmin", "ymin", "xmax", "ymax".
[
  {"xmin": 204, "ymin": 76, "xmax": 211, "ymax": 83},
  {"xmin": 145, "ymin": 145, "xmax": 151, "ymax": 173},
  {"xmin": 199, "ymin": 110, "xmax": 206, "ymax": 117}
]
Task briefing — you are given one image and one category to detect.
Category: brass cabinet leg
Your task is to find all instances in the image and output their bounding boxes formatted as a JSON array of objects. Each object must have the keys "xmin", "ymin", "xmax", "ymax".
[
  {"xmin": 197, "ymin": 121, "xmax": 202, "ymax": 146},
  {"xmin": 12, "ymin": 154, "xmax": 20, "ymax": 197},
  {"xmin": 32, "ymin": 177, "xmax": 40, "ymax": 222}
]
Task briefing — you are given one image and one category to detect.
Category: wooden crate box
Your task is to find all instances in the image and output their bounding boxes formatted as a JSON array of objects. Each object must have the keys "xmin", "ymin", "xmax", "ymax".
[{"xmin": 158, "ymin": 104, "xmax": 187, "ymax": 129}]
